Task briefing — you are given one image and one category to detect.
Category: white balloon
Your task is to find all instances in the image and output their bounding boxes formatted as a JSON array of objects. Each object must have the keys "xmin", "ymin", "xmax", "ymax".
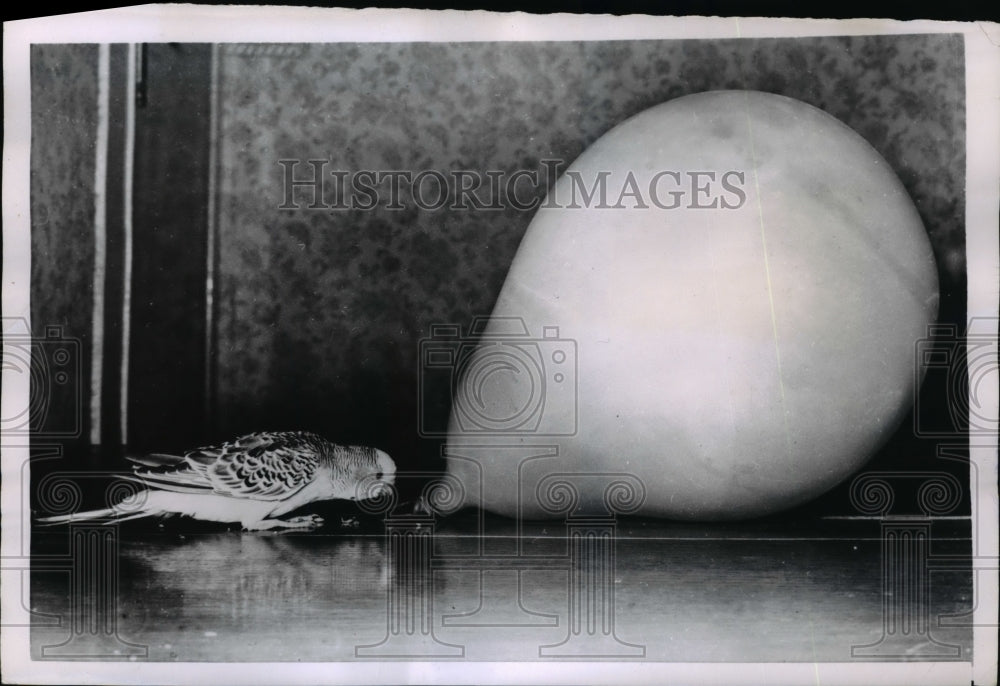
[{"xmin": 446, "ymin": 91, "xmax": 938, "ymax": 520}]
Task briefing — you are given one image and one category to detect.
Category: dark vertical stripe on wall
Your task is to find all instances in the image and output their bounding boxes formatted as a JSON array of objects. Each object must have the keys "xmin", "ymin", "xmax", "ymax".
[
  {"xmin": 29, "ymin": 45, "xmax": 100, "ymax": 447},
  {"xmin": 99, "ymin": 44, "xmax": 129, "ymax": 448},
  {"xmin": 127, "ymin": 44, "xmax": 213, "ymax": 451}
]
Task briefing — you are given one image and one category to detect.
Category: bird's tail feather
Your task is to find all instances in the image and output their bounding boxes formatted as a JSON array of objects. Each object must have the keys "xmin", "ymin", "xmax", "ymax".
[
  {"xmin": 36, "ymin": 506, "xmax": 159, "ymax": 526},
  {"xmin": 126, "ymin": 452, "xmax": 187, "ymax": 468},
  {"xmin": 123, "ymin": 470, "xmax": 210, "ymax": 494},
  {"xmin": 36, "ymin": 489, "xmax": 164, "ymax": 526}
]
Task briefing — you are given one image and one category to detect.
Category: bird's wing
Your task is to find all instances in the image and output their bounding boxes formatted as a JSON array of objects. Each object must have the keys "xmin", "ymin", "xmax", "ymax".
[
  {"xmin": 190, "ymin": 431, "xmax": 324, "ymax": 500},
  {"xmin": 131, "ymin": 432, "xmax": 325, "ymax": 502}
]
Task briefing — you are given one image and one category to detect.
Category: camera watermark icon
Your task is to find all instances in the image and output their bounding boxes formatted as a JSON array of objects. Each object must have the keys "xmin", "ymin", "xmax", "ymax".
[
  {"xmin": 2, "ymin": 318, "xmax": 83, "ymax": 438},
  {"xmin": 418, "ymin": 316, "xmax": 577, "ymax": 438},
  {"xmin": 914, "ymin": 317, "xmax": 998, "ymax": 438}
]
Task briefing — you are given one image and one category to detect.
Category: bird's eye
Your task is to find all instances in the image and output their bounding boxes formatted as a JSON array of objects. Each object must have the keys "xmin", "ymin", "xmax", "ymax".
[{"xmin": 375, "ymin": 471, "xmax": 384, "ymax": 480}]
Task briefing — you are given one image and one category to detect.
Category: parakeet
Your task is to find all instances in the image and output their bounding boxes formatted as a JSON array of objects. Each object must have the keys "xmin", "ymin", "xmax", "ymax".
[{"xmin": 37, "ymin": 431, "xmax": 396, "ymax": 531}]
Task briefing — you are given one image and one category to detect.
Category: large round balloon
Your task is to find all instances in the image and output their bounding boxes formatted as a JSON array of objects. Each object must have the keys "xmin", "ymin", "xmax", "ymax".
[{"xmin": 444, "ymin": 90, "xmax": 938, "ymax": 520}]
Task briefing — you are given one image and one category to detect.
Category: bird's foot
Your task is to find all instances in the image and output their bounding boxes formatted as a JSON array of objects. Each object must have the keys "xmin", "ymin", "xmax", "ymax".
[
  {"xmin": 244, "ymin": 514, "xmax": 325, "ymax": 532},
  {"xmin": 283, "ymin": 514, "xmax": 325, "ymax": 530}
]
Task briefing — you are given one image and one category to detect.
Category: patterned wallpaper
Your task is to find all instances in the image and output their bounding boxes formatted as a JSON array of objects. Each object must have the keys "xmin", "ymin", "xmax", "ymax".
[
  {"xmin": 213, "ymin": 34, "xmax": 965, "ymax": 466},
  {"xmin": 30, "ymin": 44, "xmax": 99, "ymax": 443}
]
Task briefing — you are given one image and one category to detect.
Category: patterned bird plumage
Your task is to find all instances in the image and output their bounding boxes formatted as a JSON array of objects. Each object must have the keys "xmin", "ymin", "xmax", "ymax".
[{"xmin": 38, "ymin": 431, "xmax": 396, "ymax": 531}]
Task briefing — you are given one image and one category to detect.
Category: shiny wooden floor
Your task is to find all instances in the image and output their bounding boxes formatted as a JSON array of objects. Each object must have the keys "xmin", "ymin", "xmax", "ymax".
[{"xmin": 30, "ymin": 512, "xmax": 972, "ymax": 662}]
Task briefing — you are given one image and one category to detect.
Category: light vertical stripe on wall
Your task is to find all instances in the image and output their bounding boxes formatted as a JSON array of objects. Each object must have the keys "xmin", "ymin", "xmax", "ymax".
[
  {"xmin": 120, "ymin": 44, "xmax": 137, "ymax": 446},
  {"xmin": 205, "ymin": 43, "xmax": 220, "ymax": 425},
  {"xmin": 89, "ymin": 44, "xmax": 110, "ymax": 446}
]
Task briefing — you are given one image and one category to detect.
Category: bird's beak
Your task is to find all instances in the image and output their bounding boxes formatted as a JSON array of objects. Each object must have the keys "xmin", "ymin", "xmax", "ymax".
[{"xmin": 368, "ymin": 481, "xmax": 392, "ymax": 497}]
